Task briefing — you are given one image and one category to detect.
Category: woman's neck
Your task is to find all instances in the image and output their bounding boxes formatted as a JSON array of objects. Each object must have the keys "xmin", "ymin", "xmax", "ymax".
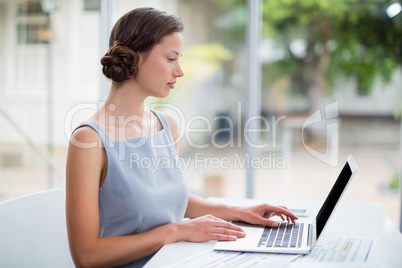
[
  {"xmin": 106, "ymin": 79, "xmax": 147, "ymax": 117},
  {"xmin": 93, "ymin": 79, "xmax": 152, "ymax": 126}
]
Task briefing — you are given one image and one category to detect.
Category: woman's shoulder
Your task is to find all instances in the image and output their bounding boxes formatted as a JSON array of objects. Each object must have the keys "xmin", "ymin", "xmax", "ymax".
[{"xmin": 69, "ymin": 124, "xmax": 102, "ymax": 148}]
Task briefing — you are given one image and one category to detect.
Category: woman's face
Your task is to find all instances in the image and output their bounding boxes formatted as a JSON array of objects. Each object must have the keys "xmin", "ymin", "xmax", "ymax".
[{"xmin": 135, "ymin": 32, "xmax": 184, "ymax": 98}]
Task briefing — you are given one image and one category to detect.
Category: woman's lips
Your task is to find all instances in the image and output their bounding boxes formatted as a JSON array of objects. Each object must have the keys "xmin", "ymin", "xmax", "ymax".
[{"xmin": 167, "ymin": 82, "xmax": 176, "ymax": 89}]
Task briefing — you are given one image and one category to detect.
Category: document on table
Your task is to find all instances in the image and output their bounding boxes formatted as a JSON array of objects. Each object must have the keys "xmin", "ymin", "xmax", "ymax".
[
  {"xmin": 166, "ymin": 250, "xmax": 299, "ymax": 268},
  {"xmin": 294, "ymin": 235, "xmax": 378, "ymax": 263},
  {"xmin": 164, "ymin": 235, "xmax": 376, "ymax": 267}
]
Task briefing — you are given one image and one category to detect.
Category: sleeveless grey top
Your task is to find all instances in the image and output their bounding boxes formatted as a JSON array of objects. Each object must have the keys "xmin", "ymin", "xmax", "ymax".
[{"xmin": 77, "ymin": 110, "xmax": 188, "ymax": 267}]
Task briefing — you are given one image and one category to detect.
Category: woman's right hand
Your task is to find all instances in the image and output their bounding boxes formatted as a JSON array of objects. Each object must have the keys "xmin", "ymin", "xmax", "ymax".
[{"xmin": 172, "ymin": 214, "xmax": 246, "ymax": 243}]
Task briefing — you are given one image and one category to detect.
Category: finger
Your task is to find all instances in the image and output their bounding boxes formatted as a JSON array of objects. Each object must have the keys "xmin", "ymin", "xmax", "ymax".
[
  {"xmin": 212, "ymin": 234, "xmax": 238, "ymax": 241},
  {"xmin": 279, "ymin": 205, "xmax": 294, "ymax": 215},
  {"xmin": 253, "ymin": 217, "xmax": 279, "ymax": 227},
  {"xmin": 285, "ymin": 215, "xmax": 291, "ymax": 222},
  {"xmin": 271, "ymin": 211, "xmax": 286, "ymax": 221},
  {"xmin": 265, "ymin": 220, "xmax": 279, "ymax": 227},
  {"xmin": 272, "ymin": 213, "xmax": 285, "ymax": 221},
  {"xmin": 278, "ymin": 208, "xmax": 297, "ymax": 223},
  {"xmin": 287, "ymin": 215, "xmax": 296, "ymax": 223},
  {"xmin": 280, "ymin": 206, "xmax": 297, "ymax": 221},
  {"xmin": 268, "ymin": 205, "xmax": 298, "ymax": 220},
  {"xmin": 214, "ymin": 227, "xmax": 246, "ymax": 238},
  {"xmin": 277, "ymin": 213, "xmax": 286, "ymax": 221}
]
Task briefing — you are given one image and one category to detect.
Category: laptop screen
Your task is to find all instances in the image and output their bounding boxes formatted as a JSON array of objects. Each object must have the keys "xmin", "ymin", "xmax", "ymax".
[{"xmin": 316, "ymin": 161, "xmax": 353, "ymax": 238}]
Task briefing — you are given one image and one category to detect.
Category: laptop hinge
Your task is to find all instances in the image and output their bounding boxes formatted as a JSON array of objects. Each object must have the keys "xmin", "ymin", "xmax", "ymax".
[{"xmin": 307, "ymin": 224, "xmax": 313, "ymax": 247}]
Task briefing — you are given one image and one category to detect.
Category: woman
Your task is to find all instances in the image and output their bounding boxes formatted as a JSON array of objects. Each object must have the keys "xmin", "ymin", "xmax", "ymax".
[{"xmin": 66, "ymin": 7, "xmax": 297, "ymax": 268}]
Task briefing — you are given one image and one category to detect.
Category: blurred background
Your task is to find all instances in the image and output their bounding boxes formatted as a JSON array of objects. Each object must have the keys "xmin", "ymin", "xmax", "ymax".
[{"xmin": 0, "ymin": 0, "xmax": 400, "ymax": 228}]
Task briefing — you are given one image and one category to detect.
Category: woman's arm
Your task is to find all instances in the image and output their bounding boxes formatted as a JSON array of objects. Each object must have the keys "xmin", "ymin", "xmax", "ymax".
[
  {"xmin": 66, "ymin": 127, "xmax": 245, "ymax": 267},
  {"xmin": 66, "ymin": 126, "xmax": 178, "ymax": 267},
  {"xmin": 163, "ymin": 112, "xmax": 298, "ymax": 228},
  {"xmin": 185, "ymin": 194, "xmax": 298, "ymax": 228}
]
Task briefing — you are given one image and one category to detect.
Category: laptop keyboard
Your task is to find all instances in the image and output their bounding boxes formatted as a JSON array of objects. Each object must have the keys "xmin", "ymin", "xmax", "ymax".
[{"xmin": 257, "ymin": 222, "xmax": 304, "ymax": 248}]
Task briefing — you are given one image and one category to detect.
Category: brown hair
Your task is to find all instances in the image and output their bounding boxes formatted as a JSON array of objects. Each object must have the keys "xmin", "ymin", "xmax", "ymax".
[{"xmin": 100, "ymin": 7, "xmax": 184, "ymax": 83}]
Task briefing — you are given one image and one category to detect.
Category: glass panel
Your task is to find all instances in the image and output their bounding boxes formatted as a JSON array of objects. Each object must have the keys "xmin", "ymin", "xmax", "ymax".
[
  {"xmin": 0, "ymin": 0, "xmax": 400, "ymax": 232},
  {"xmin": 254, "ymin": 0, "xmax": 401, "ymax": 228}
]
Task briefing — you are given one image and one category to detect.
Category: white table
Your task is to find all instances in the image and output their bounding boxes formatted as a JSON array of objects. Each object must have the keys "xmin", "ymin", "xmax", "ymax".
[{"xmin": 145, "ymin": 198, "xmax": 402, "ymax": 267}]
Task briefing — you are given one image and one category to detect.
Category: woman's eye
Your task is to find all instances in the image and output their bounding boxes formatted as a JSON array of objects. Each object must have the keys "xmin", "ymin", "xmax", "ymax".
[{"xmin": 168, "ymin": 58, "xmax": 175, "ymax": 62}]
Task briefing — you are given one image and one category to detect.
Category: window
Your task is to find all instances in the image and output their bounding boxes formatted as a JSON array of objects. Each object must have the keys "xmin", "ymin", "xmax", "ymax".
[
  {"xmin": 12, "ymin": 1, "xmax": 48, "ymax": 94},
  {"xmin": 17, "ymin": 24, "xmax": 48, "ymax": 44},
  {"xmin": 16, "ymin": 1, "xmax": 48, "ymax": 45},
  {"xmin": 17, "ymin": 1, "xmax": 44, "ymax": 16},
  {"xmin": 83, "ymin": 0, "xmax": 100, "ymax": 12}
]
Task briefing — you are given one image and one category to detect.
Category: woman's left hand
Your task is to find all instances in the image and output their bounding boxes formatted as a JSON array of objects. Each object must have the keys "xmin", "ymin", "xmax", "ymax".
[{"xmin": 231, "ymin": 204, "xmax": 298, "ymax": 228}]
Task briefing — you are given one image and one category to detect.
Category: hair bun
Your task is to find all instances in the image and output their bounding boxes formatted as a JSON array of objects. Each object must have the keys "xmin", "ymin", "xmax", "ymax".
[{"xmin": 100, "ymin": 42, "xmax": 139, "ymax": 83}]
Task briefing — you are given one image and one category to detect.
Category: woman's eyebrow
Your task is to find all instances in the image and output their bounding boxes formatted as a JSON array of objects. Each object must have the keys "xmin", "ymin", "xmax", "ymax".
[{"xmin": 170, "ymin": 50, "xmax": 182, "ymax": 57}]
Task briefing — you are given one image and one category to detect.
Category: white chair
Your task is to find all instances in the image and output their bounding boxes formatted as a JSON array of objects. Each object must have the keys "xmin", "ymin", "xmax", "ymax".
[{"xmin": 0, "ymin": 188, "xmax": 74, "ymax": 268}]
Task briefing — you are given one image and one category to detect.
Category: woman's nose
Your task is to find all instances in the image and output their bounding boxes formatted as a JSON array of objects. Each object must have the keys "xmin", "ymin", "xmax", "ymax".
[{"xmin": 175, "ymin": 64, "xmax": 184, "ymax": 77}]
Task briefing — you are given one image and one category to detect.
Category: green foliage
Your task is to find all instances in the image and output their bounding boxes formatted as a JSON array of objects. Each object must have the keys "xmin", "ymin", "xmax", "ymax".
[
  {"xmin": 390, "ymin": 172, "xmax": 400, "ymax": 190},
  {"xmin": 327, "ymin": 7, "xmax": 401, "ymax": 94},
  {"xmin": 261, "ymin": 0, "xmax": 353, "ymax": 37},
  {"xmin": 215, "ymin": 0, "xmax": 402, "ymax": 102}
]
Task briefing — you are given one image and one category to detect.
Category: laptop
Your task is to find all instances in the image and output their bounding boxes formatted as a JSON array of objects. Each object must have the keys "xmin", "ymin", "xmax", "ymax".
[{"xmin": 214, "ymin": 155, "xmax": 358, "ymax": 254}]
